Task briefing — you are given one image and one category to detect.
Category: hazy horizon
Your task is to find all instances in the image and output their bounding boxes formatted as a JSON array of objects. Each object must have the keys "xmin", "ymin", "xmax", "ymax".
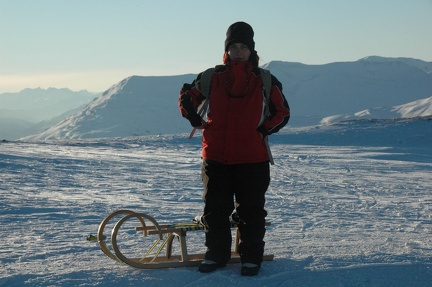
[{"xmin": 1, "ymin": 0, "xmax": 432, "ymax": 93}]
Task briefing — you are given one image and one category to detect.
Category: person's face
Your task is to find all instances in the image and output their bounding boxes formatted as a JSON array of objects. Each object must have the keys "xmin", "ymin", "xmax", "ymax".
[{"xmin": 227, "ymin": 43, "xmax": 251, "ymax": 62}]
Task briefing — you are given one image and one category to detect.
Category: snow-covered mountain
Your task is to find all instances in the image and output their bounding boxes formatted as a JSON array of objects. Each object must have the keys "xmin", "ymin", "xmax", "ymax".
[
  {"xmin": 262, "ymin": 56, "xmax": 432, "ymax": 126},
  {"xmin": 20, "ymin": 75, "xmax": 196, "ymax": 140},
  {"xmin": 21, "ymin": 56, "xmax": 432, "ymax": 141},
  {"xmin": 321, "ymin": 96, "xmax": 432, "ymax": 125}
]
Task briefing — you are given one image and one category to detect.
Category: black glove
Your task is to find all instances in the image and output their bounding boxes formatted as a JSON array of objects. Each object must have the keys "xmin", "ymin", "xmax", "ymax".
[
  {"xmin": 257, "ymin": 125, "xmax": 269, "ymax": 138},
  {"xmin": 188, "ymin": 112, "xmax": 203, "ymax": 127}
]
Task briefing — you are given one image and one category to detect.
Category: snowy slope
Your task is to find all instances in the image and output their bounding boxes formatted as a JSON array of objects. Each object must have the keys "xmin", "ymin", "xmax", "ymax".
[
  {"xmin": 21, "ymin": 57, "xmax": 432, "ymax": 141},
  {"xmin": 1, "ymin": 117, "xmax": 431, "ymax": 286},
  {"xmin": 321, "ymin": 96, "xmax": 432, "ymax": 124}
]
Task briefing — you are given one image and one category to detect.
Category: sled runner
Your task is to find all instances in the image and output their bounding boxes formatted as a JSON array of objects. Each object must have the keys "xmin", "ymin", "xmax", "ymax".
[{"xmin": 92, "ymin": 210, "xmax": 274, "ymax": 269}]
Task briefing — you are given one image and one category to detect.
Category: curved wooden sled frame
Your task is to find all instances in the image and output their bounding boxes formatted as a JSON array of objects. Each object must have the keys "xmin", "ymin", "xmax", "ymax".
[{"xmin": 97, "ymin": 210, "xmax": 274, "ymax": 269}]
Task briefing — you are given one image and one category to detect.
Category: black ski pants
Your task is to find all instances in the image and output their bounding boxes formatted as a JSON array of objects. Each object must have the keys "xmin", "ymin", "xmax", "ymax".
[{"xmin": 201, "ymin": 159, "xmax": 270, "ymax": 266}]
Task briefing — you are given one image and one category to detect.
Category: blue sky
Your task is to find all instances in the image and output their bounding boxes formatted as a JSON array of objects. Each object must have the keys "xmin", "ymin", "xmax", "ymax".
[{"xmin": 1, "ymin": 0, "xmax": 431, "ymax": 93}]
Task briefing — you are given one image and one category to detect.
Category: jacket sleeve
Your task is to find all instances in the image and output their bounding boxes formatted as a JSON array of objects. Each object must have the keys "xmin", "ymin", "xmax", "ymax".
[
  {"xmin": 178, "ymin": 73, "xmax": 206, "ymax": 120},
  {"xmin": 263, "ymin": 75, "xmax": 290, "ymax": 135}
]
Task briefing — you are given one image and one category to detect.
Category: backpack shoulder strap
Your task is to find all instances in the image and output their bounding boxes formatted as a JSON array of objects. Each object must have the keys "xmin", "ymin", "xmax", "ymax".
[
  {"xmin": 196, "ymin": 67, "xmax": 215, "ymax": 117},
  {"xmin": 199, "ymin": 67, "xmax": 215, "ymax": 98},
  {"xmin": 188, "ymin": 67, "xmax": 214, "ymax": 139},
  {"xmin": 259, "ymin": 68, "xmax": 275, "ymax": 165},
  {"xmin": 259, "ymin": 68, "xmax": 272, "ymax": 116}
]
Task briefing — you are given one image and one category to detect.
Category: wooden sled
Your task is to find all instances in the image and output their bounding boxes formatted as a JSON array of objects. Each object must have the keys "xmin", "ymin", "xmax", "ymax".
[{"xmin": 95, "ymin": 210, "xmax": 274, "ymax": 269}]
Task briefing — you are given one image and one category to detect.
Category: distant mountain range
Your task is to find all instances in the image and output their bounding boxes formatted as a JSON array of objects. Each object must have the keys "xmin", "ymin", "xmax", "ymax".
[
  {"xmin": 0, "ymin": 88, "xmax": 97, "ymax": 139},
  {"xmin": 2, "ymin": 56, "xmax": 431, "ymax": 141}
]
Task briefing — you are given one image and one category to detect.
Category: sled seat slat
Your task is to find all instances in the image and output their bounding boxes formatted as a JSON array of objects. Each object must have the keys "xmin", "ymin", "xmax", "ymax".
[{"xmin": 135, "ymin": 221, "xmax": 271, "ymax": 234}]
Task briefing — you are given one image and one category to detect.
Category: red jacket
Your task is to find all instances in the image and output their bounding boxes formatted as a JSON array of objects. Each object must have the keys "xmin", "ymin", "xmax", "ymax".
[{"xmin": 179, "ymin": 61, "xmax": 290, "ymax": 164}]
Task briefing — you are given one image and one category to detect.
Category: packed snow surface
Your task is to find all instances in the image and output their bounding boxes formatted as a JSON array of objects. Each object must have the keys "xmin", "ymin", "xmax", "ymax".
[{"xmin": 1, "ymin": 117, "xmax": 432, "ymax": 286}]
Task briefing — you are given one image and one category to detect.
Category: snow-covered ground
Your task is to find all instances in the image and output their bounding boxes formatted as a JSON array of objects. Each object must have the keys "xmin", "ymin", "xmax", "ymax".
[{"xmin": 1, "ymin": 117, "xmax": 431, "ymax": 286}]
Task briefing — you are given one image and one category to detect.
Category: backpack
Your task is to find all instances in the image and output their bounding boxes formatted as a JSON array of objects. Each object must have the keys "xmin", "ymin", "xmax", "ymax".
[{"xmin": 189, "ymin": 66, "xmax": 274, "ymax": 164}]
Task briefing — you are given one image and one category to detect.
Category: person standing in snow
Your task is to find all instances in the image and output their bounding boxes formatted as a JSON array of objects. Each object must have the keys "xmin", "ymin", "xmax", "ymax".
[{"xmin": 178, "ymin": 21, "xmax": 290, "ymax": 276}]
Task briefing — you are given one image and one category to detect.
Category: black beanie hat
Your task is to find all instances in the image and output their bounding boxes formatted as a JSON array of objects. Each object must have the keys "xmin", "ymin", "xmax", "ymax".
[{"xmin": 225, "ymin": 21, "xmax": 255, "ymax": 51}]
